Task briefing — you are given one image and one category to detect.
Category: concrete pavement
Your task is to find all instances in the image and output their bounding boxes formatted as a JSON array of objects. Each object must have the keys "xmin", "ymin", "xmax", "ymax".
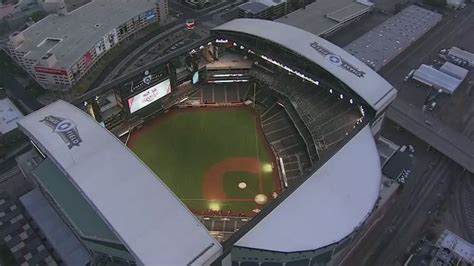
[
  {"xmin": 101, "ymin": 21, "xmax": 185, "ymax": 84},
  {"xmin": 377, "ymin": 4, "xmax": 474, "ymax": 173},
  {"xmin": 0, "ymin": 51, "xmax": 43, "ymax": 112},
  {"xmin": 340, "ymin": 119, "xmax": 464, "ymax": 265},
  {"xmin": 387, "ymin": 100, "xmax": 474, "ymax": 172}
]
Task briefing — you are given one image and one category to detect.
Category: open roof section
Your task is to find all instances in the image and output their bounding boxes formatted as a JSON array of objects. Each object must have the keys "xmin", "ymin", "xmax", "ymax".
[
  {"xmin": 17, "ymin": 100, "xmax": 222, "ymax": 265},
  {"xmin": 212, "ymin": 19, "xmax": 397, "ymax": 113},
  {"xmin": 236, "ymin": 125, "xmax": 381, "ymax": 252}
]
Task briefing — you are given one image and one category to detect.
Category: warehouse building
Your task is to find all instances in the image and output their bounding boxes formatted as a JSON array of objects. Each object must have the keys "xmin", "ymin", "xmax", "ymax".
[
  {"xmin": 412, "ymin": 64, "xmax": 463, "ymax": 95},
  {"xmin": 441, "ymin": 46, "xmax": 474, "ymax": 69},
  {"xmin": 276, "ymin": 0, "xmax": 373, "ymax": 37},
  {"xmin": 440, "ymin": 62, "xmax": 469, "ymax": 80},
  {"xmin": 344, "ymin": 5, "xmax": 442, "ymax": 71},
  {"xmin": 237, "ymin": 0, "xmax": 315, "ymax": 20},
  {"xmin": 7, "ymin": 0, "xmax": 169, "ymax": 92}
]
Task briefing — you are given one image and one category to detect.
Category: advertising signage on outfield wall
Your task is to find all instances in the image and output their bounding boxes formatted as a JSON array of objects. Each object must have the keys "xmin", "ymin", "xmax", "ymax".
[
  {"xmin": 127, "ymin": 79, "xmax": 171, "ymax": 113},
  {"xmin": 34, "ymin": 66, "xmax": 68, "ymax": 76}
]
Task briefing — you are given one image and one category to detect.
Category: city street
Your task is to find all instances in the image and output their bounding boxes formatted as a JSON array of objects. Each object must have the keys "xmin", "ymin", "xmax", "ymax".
[
  {"xmin": 100, "ymin": 0, "xmax": 241, "ymax": 85},
  {"xmin": 340, "ymin": 119, "xmax": 469, "ymax": 266},
  {"xmin": 0, "ymin": 51, "xmax": 43, "ymax": 112},
  {"xmin": 380, "ymin": 4, "xmax": 474, "ymax": 140}
]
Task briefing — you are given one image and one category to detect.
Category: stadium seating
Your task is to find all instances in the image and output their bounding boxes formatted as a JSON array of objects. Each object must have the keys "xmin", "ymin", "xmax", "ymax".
[
  {"xmin": 250, "ymin": 67, "xmax": 361, "ymax": 153},
  {"xmin": 249, "ymin": 85, "xmax": 312, "ymax": 185},
  {"xmin": 188, "ymin": 66, "xmax": 361, "ymax": 185}
]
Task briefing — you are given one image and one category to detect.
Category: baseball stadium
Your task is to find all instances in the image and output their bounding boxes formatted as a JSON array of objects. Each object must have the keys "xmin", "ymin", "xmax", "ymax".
[{"xmin": 17, "ymin": 19, "xmax": 396, "ymax": 265}]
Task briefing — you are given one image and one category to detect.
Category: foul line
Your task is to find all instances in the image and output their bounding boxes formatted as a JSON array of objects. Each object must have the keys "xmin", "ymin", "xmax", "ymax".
[{"xmin": 181, "ymin": 198, "xmax": 255, "ymax": 202}]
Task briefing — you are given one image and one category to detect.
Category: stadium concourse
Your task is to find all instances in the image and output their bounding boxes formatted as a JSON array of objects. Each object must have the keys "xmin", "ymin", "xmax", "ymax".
[{"xmin": 16, "ymin": 19, "xmax": 396, "ymax": 265}]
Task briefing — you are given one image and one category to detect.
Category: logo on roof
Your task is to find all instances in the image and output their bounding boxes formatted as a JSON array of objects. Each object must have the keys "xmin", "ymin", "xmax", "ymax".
[
  {"xmin": 40, "ymin": 116, "xmax": 82, "ymax": 149},
  {"xmin": 310, "ymin": 42, "xmax": 366, "ymax": 78}
]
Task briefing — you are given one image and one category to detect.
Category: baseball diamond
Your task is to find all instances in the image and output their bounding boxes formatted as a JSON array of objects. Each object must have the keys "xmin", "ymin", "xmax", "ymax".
[{"xmin": 127, "ymin": 107, "xmax": 281, "ymax": 216}]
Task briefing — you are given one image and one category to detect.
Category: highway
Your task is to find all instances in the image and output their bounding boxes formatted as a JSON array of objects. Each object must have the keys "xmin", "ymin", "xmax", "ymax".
[
  {"xmin": 379, "ymin": 4, "xmax": 474, "ymax": 172},
  {"xmin": 387, "ymin": 100, "xmax": 474, "ymax": 173}
]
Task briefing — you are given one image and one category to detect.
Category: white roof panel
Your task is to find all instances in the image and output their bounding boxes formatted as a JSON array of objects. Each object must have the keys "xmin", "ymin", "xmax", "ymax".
[
  {"xmin": 17, "ymin": 100, "xmax": 221, "ymax": 265},
  {"xmin": 440, "ymin": 61, "xmax": 469, "ymax": 80},
  {"xmin": 413, "ymin": 64, "xmax": 462, "ymax": 94},
  {"xmin": 213, "ymin": 19, "xmax": 396, "ymax": 112},
  {"xmin": 437, "ymin": 230, "xmax": 474, "ymax": 264},
  {"xmin": 0, "ymin": 98, "xmax": 23, "ymax": 134},
  {"xmin": 276, "ymin": 0, "xmax": 370, "ymax": 36},
  {"xmin": 237, "ymin": 125, "xmax": 381, "ymax": 252},
  {"xmin": 449, "ymin": 47, "xmax": 474, "ymax": 66}
]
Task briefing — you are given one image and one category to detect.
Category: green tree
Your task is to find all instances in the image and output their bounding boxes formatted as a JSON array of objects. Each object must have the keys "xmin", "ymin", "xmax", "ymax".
[{"xmin": 30, "ymin": 11, "xmax": 47, "ymax": 22}]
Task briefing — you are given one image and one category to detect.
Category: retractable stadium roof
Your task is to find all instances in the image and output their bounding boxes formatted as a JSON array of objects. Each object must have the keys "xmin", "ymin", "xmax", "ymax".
[
  {"xmin": 213, "ymin": 19, "xmax": 397, "ymax": 113},
  {"xmin": 17, "ymin": 100, "xmax": 222, "ymax": 265}
]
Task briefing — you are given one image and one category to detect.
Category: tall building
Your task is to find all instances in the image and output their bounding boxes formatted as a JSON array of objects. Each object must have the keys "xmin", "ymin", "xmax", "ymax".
[{"xmin": 7, "ymin": 0, "xmax": 169, "ymax": 92}]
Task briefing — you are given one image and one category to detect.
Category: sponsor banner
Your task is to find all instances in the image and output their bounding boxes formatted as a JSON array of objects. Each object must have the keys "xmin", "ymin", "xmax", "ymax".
[
  {"xmin": 34, "ymin": 66, "xmax": 68, "ymax": 76},
  {"xmin": 128, "ymin": 79, "xmax": 171, "ymax": 113},
  {"xmin": 95, "ymin": 40, "xmax": 105, "ymax": 56},
  {"xmin": 83, "ymin": 51, "xmax": 93, "ymax": 68},
  {"xmin": 104, "ymin": 29, "xmax": 118, "ymax": 51}
]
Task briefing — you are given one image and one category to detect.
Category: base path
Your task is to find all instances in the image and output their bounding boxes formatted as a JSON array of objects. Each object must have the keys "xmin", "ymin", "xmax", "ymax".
[{"xmin": 203, "ymin": 157, "xmax": 262, "ymax": 200}]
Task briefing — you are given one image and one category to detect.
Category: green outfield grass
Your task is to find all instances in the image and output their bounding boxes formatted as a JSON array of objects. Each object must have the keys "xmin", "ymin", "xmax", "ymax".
[{"xmin": 128, "ymin": 108, "xmax": 278, "ymax": 214}]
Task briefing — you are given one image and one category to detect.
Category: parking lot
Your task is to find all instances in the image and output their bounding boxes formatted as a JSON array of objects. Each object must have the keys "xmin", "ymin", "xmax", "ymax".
[{"xmin": 378, "ymin": 4, "xmax": 474, "ymax": 141}]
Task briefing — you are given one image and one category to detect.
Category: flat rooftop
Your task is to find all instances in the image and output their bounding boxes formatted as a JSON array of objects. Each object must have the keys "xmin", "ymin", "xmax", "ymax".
[
  {"xmin": 239, "ymin": 0, "xmax": 288, "ymax": 14},
  {"xmin": 238, "ymin": 2, "xmax": 269, "ymax": 14},
  {"xmin": 413, "ymin": 64, "xmax": 462, "ymax": 94},
  {"xmin": 437, "ymin": 230, "xmax": 474, "ymax": 264},
  {"xmin": 276, "ymin": 0, "xmax": 371, "ymax": 36},
  {"xmin": 20, "ymin": 189, "xmax": 91, "ymax": 266},
  {"xmin": 344, "ymin": 5, "xmax": 442, "ymax": 71},
  {"xmin": 17, "ymin": 0, "xmax": 157, "ymax": 69},
  {"xmin": 0, "ymin": 97, "xmax": 23, "ymax": 135}
]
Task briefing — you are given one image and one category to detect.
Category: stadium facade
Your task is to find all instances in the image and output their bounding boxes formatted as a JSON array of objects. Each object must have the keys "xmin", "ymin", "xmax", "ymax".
[
  {"xmin": 7, "ymin": 0, "xmax": 169, "ymax": 92},
  {"xmin": 17, "ymin": 19, "xmax": 396, "ymax": 265}
]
